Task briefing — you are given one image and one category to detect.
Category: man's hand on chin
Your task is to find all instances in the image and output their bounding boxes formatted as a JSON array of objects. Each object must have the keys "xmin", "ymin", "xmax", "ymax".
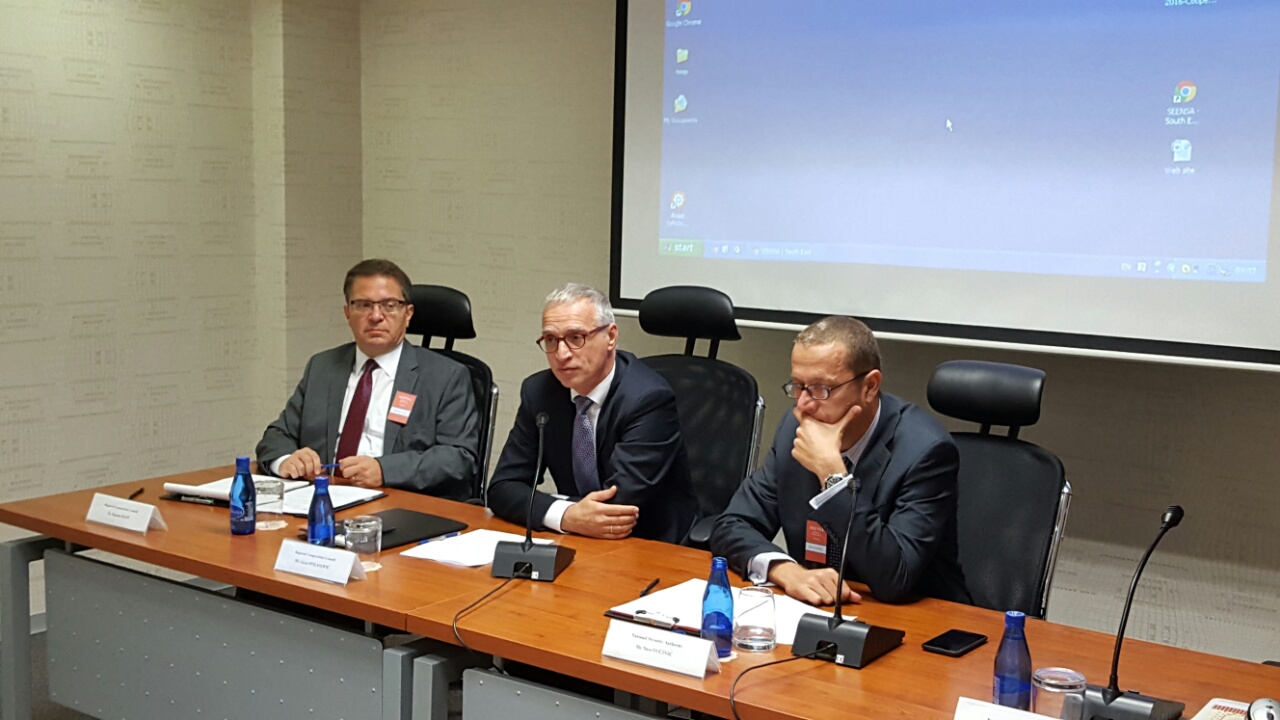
[
  {"xmin": 336, "ymin": 456, "xmax": 385, "ymax": 488},
  {"xmin": 791, "ymin": 402, "xmax": 863, "ymax": 480}
]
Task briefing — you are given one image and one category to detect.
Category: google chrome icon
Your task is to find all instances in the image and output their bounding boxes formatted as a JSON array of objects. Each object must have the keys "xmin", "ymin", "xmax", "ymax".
[{"xmin": 1174, "ymin": 81, "xmax": 1197, "ymax": 104}]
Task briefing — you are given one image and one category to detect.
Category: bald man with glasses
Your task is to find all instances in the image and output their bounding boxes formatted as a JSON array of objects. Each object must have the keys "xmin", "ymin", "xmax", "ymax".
[
  {"xmin": 711, "ymin": 316, "xmax": 970, "ymax": 606},
  {"xmin": 256, "ymin": 259, "xmax": 479, "ymax": 500},
  {"xmin": 486, "ymin": 283, "xmax": 696, "ymax": 545}
]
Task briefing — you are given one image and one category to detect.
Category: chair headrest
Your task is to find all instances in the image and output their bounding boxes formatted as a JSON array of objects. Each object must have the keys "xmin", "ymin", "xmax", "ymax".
[
  {"xmin": 407, "ymin": 284, "xmax": 476, "ymax": 340},
  {"xmin": 927, "ymin": 360, "xmax": 1044, "ymax": 428},
  {"xmin": 638, "ymin": 286, "xmax": 740, "ymax": 341}
]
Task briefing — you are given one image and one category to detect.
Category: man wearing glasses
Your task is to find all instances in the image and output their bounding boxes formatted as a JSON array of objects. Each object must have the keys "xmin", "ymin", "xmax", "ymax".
[
  {"xmin": 711, "ymin": 317, "xmax": 969, "ymax": 605},
  {"xmin": 256, "ymin": 259, "xmax": 479, "ymax": 499},
  {"xmin": 487, "ymin": 283, "xmax": 696, "ymax": 544}
]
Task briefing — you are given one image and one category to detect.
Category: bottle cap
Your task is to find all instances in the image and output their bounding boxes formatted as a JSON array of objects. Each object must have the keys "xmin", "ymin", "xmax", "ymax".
[
  {"xmin": 314, "ymin": 475, "xmax": 330, "ymax": 489},
  {"xmin": 1004, "ymin": 610, "xmax": 1026, "ymax": 628},
  {"xmin": 236, "ymin": 456, "xmax": 251, "ymax": 471},
  {"xmin": 711, "ymin": 556, "xmax": 728, "ymax": 570}
]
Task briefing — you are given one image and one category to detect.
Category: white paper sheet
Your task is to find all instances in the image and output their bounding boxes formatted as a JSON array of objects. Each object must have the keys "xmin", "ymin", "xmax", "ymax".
[
  {"xmin": 162, "ymin": 476, "xmax": 308, "ymax": 501},
  {"xmin": 399, "ymin": 529, "xmax": 555, "ymax": 567},
  {"xmin": 608, "ymin": 578, "xmax": 838, "ymax": 646},
  {"xmin": 282, "ymin": 485, "xmax": 384, "ymax": 516}
]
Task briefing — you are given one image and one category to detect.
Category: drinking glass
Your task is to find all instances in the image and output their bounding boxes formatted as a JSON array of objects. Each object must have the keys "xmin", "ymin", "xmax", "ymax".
[
  {"xmin": 1032, "ymin": 667, "xmax": 1087, "ymax": 720},
  {"xmin": 343, "ymin": 515, "xmax": 382, "ymax": 572},
  {"xmin": 253, "ymin": 478, "xmax": 288, "ymax": 531},
  {"xmin": 732, "ymin": 586, "xmax": 777, "ymax": 652}
]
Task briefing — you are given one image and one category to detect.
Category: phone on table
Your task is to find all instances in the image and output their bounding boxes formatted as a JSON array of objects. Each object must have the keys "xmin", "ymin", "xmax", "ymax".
[{"xmin": 922, "ymin": 629, "xmax": 988, "ymax": 657}]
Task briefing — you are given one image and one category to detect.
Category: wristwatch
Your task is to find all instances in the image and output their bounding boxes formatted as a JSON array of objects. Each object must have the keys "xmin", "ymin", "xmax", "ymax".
[{"xmin": 823, "ymin": 472, "xmax": 852, "ymax": 491}]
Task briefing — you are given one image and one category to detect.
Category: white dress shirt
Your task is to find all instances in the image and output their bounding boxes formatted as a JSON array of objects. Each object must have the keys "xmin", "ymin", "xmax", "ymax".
[
  {"xmin": 746, "ymin": 402, "xmax": 883, "ymax": 585},
  {"xmin": 270, "ymin": 343, "xmax": 404, "ymax": 475},
  {"xmin": 543, "ymin": 361, "xmax": 617, "ymax": 533}
]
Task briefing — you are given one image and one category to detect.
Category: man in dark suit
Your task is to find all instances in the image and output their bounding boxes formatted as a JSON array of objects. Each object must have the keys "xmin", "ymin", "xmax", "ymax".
[
  {"xmin": 487, "ymin": 283, "xmax": 696, "ymax": 544},
  {"xmin": 711, "ymin": 316, "xmax": 969, "ymax": 605},
  {"xmin": 256, "ymin": 259, "xmax": 479, "ymax": 500}
]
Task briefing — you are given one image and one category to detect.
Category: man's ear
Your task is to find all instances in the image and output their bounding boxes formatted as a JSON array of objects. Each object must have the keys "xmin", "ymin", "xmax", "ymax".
[{"xmin": 862, "ymin": 369, "xmax": 882, "ymax": 401}]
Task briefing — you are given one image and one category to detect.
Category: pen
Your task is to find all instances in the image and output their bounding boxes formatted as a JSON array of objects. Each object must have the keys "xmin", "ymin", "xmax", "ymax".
[
  {"xmin": 418, "ymin": 531, "xmax": 461, "ymax": 545},
  {"xmin": 639, "ymin": 578, "xmax": 660, "ymax": 597},
  {"xmin": 127, "ymin": 488, "xmax": 144, "ymax": 501},
  {"xmin": 177, "ymin": 495, "xmax": 216, "ymax": 505}
]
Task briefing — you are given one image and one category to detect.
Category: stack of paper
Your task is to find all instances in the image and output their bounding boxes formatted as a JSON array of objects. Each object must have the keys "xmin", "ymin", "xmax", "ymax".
[
  {"xmin": 401, "ymin": 529, "xmax": 555, "ymax": 567},
  {"xmin": 162, "ymin": 476, "xmax": 308, "ymax": 500}
]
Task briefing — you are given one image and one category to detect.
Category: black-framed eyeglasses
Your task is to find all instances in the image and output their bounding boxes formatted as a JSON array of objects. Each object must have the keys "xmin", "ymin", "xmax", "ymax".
[
  {"xmin": 536, "ymin": 324, "xmax": 611, "ymax": 353},
  {"xmin": 348, "ymin": 298, "xmax": 409, "ymax": 315},
  {"xmin": 782, "ymin": 370, "xmax": 870, "ymax": 400}
]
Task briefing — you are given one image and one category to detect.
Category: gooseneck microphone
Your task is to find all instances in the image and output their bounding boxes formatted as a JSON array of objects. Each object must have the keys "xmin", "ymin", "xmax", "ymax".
[
  {"xmin": 1082, "ymin": 505, "xmax": 1186, "ymax": 720},
  {"xmin": 791, "ymin": 476, "xmax": 905, "ymax": 668},
  {"xmin": 492, "ymin": 411, "xmax": 576, "ymax": 581}
]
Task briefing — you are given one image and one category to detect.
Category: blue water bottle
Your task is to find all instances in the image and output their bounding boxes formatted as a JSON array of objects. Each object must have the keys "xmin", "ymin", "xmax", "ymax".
[
  {"xmin": 307, "ymin": 475, "xmax": 336, "ymax": 547},
  {"xmin": 229, "ymin": 456, "xmax": 256, "ymax": 535},
  {"xmin": 701, "ymin": 557, "xmax": 734, "ymax": 659},
  {"xmin": 993, "ymin": 610, "xmax": 1032, "ymax": 709}
]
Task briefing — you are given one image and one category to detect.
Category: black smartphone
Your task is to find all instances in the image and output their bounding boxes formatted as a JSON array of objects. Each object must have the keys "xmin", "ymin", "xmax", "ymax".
[{"xmin": 922, "ymin": 629, "xmax": 988, "ymax": 657}]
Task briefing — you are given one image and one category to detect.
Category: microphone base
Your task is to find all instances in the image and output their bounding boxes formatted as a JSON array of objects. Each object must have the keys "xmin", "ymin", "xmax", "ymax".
[
  {"xmin": 1082, "ymin": 684, "xmax": 1185, "ymax": 720},
  {"xmin": 790, "ymin": 613, "xmax": 904, "ymax": 668},
  {"xmin": 491, "ymin": 541, "xmax": 576, "ymax": 582}
]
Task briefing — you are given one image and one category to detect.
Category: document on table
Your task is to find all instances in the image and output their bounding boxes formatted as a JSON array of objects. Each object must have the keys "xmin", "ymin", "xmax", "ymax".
[
  {"xmin": 607, "ymin": 578, "xmax": 837, "ymax": 646},
  {"xmin": 162, "ymin": 476, "xmax": 309, "ymax": 501},
  {"xmin": 281, "ymin": 485, "xmax": 385, "ymax": 516},
  {"xmin": 400, "ymin": 529, "xmax": 555, "ymax": 567}
]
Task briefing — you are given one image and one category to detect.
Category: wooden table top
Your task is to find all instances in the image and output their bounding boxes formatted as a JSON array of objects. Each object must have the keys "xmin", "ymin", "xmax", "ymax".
[{"xmin": 3, "ymin": 468, "xmax": 1277, "ymax": 719}]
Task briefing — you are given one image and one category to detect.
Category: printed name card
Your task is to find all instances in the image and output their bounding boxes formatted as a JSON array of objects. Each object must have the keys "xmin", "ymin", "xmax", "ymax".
[
  {"xmin": 955, "ymin": 697, "xmax": 1047, "ymax": 720},
  {"xmin": 85, "ymin": 493, "xmax": 168, "ymax": 534},
  {"xmin": 274, "ymin": 539, "xmax": 367, "ymax": 585},
  {"xmin": 601, "ymin": 618, "xmax": 721, "ymax": 678}
]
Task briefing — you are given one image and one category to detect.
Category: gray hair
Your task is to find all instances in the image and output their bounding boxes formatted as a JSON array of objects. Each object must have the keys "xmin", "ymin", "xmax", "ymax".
[
  {"xmin": 795, "ymin": 316, "xmax": 881, "ymax": 375},
  {"xmin": 543, "ymin": 283, "xmax": 616, "ymax": 326}
]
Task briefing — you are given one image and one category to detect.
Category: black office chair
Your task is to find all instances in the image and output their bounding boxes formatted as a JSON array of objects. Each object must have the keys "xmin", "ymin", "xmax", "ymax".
[
  {"xmin": 407, "ymin": 284, "xmax": 498, "ymax": 504},
  {"xmin": 637, "ymin": 286, "xmax": 764, "ymax": 548},
  {"xmin": 927, "ymin": 360, "xmax": 1070, "ymax": 619}
]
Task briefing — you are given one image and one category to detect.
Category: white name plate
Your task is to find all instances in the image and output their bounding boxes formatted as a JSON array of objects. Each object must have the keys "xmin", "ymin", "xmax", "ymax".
[
  {"xmin": 85, "ymin": 493, "xmax": 168, "ymax": 534},
  {"xmin": 955, "ymin": 697, "xmax": 1049, "ymax": 720},
  {"xmin": 602, "ymin": 618, "xmax": 721, "ymax": 678},
  {"xmin": 274, "ymin": 539, "xmax": 366, "ymax": 585}
]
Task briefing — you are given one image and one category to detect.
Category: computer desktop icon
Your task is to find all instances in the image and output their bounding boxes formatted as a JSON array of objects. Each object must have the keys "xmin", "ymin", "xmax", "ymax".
[
  {"xmin": 676, "ymin": 48, "xmax": 689, "ymax": 63},
  {"xmin": 676, "ymin": 1, "xmax": 691, "ymax": 17},
  {"xmin": 1174, "ymin": 81, "xmax": 1197, "ymax": 104},
  {"xmin": 1171, "ymin": 139, "xmax": 1192, "ymax": 163},
  {"xmin": 674, "ymin": 95, "xmax": 688, "ymax": 113}
]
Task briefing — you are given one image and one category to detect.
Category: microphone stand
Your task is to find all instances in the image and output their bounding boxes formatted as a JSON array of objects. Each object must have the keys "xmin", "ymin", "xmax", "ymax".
[
  {"xmin": 792, "ymin": 477, "xmax": 904, "ymax": 668},
  {"xmin": 492, "ymin": 413, "xmax": 576, "ymax": 581},
  {"xmin": 1081, "ymin": 506, "xmax": 1186, "ymax": 720}
]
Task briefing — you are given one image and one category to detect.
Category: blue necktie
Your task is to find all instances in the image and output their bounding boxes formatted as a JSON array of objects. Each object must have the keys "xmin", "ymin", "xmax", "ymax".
[{"xmin": 572, "ymin": 395, "xmax": 599, "ymax": 496}]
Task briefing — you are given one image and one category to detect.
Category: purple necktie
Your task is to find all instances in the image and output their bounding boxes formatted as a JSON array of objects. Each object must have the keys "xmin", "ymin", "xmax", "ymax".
[
  {"xmin": 572, "ymin": 395, "xmax": 599, "ymax": 496},
  {"xmin": 336, "ymin": 359, "xmax": 378, "ymax": 466}
]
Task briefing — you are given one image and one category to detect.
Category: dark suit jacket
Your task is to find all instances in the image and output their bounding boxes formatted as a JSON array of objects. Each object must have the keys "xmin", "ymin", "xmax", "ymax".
[
  {"xmin": 710, "ymin": 392, "xmax": 969, "ymax": 604},
  {"xmin": 256, "ymin": 341, "xmax": 479, "ymax": 500},
  {"xmin": 488, "ymin": 350, "xmax": 697, "ymax": 544}
]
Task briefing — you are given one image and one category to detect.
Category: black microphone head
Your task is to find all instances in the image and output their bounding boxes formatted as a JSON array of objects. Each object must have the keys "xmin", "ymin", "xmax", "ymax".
[
  {"xmin": 535, "ymin": 412, "xmax": 549, "ymax": 428},
  {"xmin": 1162, "ymin": 505, "xmax": 1184, "ymax": 528}
]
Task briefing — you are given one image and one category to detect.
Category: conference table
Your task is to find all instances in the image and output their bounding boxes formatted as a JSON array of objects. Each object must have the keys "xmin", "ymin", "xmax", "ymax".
[{"xmin": 1, "ymin": 467, "xmax": 1276, "ymax": 720}]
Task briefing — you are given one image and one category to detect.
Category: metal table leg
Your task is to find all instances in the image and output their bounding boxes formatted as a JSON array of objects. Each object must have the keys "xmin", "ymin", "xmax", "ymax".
[{"xmin": 1, "ymin": 536, "xmax": 62, "ymax": 720}]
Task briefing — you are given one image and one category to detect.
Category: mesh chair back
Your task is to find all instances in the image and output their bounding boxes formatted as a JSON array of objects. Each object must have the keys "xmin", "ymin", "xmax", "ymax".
[
  {"xmin": 642, "ymin": 355, "xmax": 762, "ymax": 517},
  {"xmin": 951, "ymin": 434, "xmax": 1065, "ymax": 617}
]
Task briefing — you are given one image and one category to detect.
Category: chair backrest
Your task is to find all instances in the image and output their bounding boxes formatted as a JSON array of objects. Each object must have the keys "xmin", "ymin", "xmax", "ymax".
[
  {"xmin": 638, "ymin": 286, "xmax": 763, "ymax": 520},
  {"xmin": 927, "ymin": 360, "xmax": 1070, "ymax": 619},
  {"xmin": 407, "ymin": 284, "xmax": 498, "ymax": 502}
]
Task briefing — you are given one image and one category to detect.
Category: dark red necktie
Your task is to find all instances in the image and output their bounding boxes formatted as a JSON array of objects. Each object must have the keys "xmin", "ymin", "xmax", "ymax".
[{"xmin": 336, "ymin": 359, "xmax": 378, "ymax": 464}]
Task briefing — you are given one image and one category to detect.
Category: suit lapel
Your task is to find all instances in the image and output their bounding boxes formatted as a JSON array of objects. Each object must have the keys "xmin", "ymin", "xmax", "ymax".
[
  {"xmin": 594, "ymin": 352, "xmax": 629, "ymax": 454},
  {"xmin": 852, "ymin": 396, "xmax": 903, "ymax": 506},
  {"xmin": 325, "ymin": 345, "xmax": 357, "ymax": 463},
  {"xmin": 383, "ymin": 342, "xmax": 419, "ymax": 453}
]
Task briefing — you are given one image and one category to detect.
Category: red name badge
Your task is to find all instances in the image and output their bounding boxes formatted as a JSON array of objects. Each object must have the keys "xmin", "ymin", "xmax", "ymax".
[
  {"xmin": 388, "ymin": 391, "xmax": 416, "ymax": 425},
  {"xmin": 804, "ymin": 520, "xmax": 827, "ymax": 564}
]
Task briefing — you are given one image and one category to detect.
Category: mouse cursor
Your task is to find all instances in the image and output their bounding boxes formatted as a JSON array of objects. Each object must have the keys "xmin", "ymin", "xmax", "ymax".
[{"xmin": 946, "ymin": 118, "xmax": 953, "ymax": 132}]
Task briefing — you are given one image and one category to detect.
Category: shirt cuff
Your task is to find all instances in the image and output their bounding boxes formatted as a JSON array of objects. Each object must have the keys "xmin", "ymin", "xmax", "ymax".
[
  {"xmin": 747, "ymin": 552, "xmax": 796, "ymax": 585},
  {"xmin": 542, "ymin": 499, "xmax": 573, "ymax": 534},
  {"xmin": 269, "ymin": 455, "xmax": 288, "ymax": 477}
]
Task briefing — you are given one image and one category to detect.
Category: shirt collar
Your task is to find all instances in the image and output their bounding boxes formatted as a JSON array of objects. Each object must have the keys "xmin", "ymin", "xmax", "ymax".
[
  {"xmin": 841, "ymin": 399, "xmax": 882, "ymax": 470},
  {"xmin": 570, "ymin": 357, "xmax": 617, "ymax": 407},
  {"xmin": 354, "ymin": 341, "xmax": 404, "ymax": 379}
]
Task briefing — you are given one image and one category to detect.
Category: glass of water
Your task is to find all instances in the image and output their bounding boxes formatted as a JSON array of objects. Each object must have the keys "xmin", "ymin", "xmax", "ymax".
[
  {"xmin": 733, "ymin": 586, "xmax": 777, "ymax": 652},
  {"xmin": 1032, "ymin": 667, "xmax": 1087, "ymax": 720},
  {"xmin": 343, "ymin": 515, "xmax": 382, "ymax": 572},
  {"xmin": 254, "ymin": 478, "xmax": 288, "ymax": 531}
]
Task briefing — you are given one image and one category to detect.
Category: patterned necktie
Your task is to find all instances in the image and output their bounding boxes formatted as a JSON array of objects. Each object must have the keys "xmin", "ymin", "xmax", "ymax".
[
  {"xmin": 336, "ymin": 359, "xmax": 378, "ymax": 465},
  {"xmin": 572, "ymin": 395, "xmax": 599, "ymax": 496}
]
